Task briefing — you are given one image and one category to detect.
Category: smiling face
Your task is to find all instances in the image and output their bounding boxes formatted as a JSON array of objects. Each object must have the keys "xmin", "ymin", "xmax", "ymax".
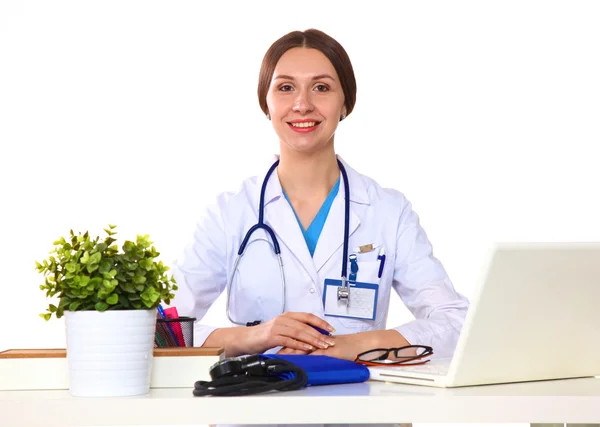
[{"xmin": 265, "ymin": 47, "xmax": 347, "ymax": 156}]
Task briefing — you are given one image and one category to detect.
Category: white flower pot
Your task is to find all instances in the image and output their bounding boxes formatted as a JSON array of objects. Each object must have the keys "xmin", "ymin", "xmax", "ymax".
[{"xmin": 64, "ymin": 309, "xmax": 157, "ymax": 397}]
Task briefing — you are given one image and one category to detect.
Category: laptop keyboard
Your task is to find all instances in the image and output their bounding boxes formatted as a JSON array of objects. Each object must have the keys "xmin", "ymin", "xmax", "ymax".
[{"xmin": 389, "ymin": 360, "xmax": 451, "ymax": 376}]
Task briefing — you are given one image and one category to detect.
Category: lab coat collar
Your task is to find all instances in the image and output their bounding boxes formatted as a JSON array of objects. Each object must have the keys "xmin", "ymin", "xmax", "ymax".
[{"xmin": 258, "ymin": 153, "xmax": 371, "ymax": 208}]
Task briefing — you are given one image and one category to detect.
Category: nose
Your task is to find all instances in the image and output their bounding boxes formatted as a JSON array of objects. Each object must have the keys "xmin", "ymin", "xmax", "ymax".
[{"xmin": 292, "ymin": 88, "xmax": 314, "ymax": 115}]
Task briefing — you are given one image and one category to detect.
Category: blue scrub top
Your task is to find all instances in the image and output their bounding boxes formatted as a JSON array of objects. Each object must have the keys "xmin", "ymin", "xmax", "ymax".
[{"xmin": 282, "ymin": 177, "xmax": 341, "ymax": 257}]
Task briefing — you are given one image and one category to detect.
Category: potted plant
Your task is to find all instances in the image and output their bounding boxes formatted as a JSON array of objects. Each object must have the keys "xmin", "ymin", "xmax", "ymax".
[{"xmin": 36, "ymin": 224, "xmax": 178, "ymax": 397}]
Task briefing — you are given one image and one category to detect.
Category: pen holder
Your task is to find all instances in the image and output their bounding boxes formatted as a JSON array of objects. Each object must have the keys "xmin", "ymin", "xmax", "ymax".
[{"xmin": 154, "ymin": 316, "xmax": 196, "ymax": 348}]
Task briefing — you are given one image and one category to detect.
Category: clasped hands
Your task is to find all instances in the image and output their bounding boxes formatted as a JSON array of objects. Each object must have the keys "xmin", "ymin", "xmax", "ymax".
[{"xmin": 242, "ymin": 311, "xmax": 361, "ymax": 361}]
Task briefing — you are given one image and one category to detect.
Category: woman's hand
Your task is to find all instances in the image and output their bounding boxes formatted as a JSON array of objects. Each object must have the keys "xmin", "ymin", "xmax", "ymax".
[
  {"xmin": 309, "ymin": 334, "xmax": 360, "ymax": 360},
  {"xmin": 275, "ymin": 335, "xmax": 362, "ymax": 359},
  {"xmin": 240, "ymin": 312, "xmax": 336, "ymax": 355},
  {"xmin": 277, "ymin": 347, "xmax": 311, "ymax": 355},
  {"xmin": 310, "ymin": 330, "xmax": 411, "ymax": 361},
  {"xmin": 278, "ymin": 334, "xmax": 363, "ymax": 359}
]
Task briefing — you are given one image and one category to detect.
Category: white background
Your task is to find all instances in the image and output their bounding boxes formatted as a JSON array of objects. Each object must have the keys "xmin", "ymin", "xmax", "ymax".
[{"xmin": 0, "ymin": 1, "xmax": 599, "ymax": 423}]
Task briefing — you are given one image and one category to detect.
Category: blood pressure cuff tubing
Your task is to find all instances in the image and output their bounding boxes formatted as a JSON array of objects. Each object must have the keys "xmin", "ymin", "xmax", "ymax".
[{"xmin": 193, "ymin": 354, "xmax": 370, "ymax": 396}]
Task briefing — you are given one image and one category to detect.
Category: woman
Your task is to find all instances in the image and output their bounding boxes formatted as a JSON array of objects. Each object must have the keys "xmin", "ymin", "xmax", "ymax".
[{"xmin": 172, "ymin": 29, "xmax": 469, "ymax": 361}]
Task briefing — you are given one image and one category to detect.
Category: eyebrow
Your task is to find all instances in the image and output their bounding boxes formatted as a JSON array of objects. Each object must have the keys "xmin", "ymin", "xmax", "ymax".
[{"xmin": 273, "ymin": 74, "xmax": 336, "ymax": 82}]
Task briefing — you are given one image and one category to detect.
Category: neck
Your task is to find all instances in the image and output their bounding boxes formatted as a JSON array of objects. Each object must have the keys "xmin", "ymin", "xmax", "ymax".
[{"xmin": 277, "ymin": 145, "xmax": 340, "ymax": 201}]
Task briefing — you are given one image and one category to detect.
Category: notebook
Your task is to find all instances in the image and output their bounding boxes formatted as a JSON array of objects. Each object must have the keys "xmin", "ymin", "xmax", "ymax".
[{"xmin": 368, "ymin": 242, "xmax": 600, "ymax": 387}]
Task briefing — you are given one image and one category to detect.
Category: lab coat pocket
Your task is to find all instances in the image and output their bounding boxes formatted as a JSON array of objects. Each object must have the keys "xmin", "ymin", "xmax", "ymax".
[{"xmin": 351, "ymin": 260, "xmax": 381, "ymax": 285}]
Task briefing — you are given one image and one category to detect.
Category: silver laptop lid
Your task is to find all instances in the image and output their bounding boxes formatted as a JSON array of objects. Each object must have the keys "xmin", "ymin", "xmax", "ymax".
[{"xmin": 447, "ymin": 242, "xmax": 600, "ymax": 386}]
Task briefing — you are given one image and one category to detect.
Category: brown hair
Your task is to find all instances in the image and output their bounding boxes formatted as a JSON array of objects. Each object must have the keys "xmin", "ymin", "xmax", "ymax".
[{"xmin": 257, "ymin": 29, "xmax": 357, "ymax": 119}]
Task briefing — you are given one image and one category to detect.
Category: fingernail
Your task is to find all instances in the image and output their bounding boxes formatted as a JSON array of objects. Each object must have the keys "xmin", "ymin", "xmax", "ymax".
[
  {"xmin": 327, "ymin": 326, "xmax": 335, "ymax": 332},
  {"xmin": 304, "ymin": 344, "xmax": 313, "ymax": 350},
  {"xmin": 326, "ymin": 339, "xmax": 335, "ymax": 346},
  {"xmin": 319, "ymin": 341, "xmax": 329, "ymax": 349}
]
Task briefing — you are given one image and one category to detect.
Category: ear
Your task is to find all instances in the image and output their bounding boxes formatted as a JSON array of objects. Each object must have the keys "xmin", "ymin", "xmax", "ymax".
[{"xmin": 340, "ymin": 106, "xmax": 347, "ymax": 121}]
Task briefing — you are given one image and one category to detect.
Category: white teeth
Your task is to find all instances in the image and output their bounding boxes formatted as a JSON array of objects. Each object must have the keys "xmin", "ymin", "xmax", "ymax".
[{"xmin": 291, "ymin": 122, "xmax": 317, "ymax": 128}]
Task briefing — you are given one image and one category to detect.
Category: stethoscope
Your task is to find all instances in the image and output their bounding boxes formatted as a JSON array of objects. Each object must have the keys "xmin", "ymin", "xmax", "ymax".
[{"xmin": 226, "ymin": 158, "xmax": 352, "ymax": 326}]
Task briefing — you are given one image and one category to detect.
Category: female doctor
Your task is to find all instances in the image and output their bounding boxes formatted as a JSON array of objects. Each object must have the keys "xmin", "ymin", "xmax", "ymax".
[{"xmin": 172, "ymin": 29, "xmax": 470, "ymax": 361}]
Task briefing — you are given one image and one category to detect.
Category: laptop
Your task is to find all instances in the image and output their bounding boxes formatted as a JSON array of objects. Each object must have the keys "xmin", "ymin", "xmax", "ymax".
[{"xmin": 368, "ymin": 242, "xmax": 600, "ymax": 387}]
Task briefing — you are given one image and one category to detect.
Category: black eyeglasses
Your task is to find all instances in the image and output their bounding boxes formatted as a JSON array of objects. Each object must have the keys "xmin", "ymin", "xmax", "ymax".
[{"xmin": 354, "ymin": 345, "xmax": 433, "ymax": 366}]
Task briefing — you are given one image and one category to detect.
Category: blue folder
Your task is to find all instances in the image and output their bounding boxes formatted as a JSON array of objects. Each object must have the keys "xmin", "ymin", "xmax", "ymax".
[{"xmin": 261, "ymin": 354, "xmax": 370, "ymax": 386}]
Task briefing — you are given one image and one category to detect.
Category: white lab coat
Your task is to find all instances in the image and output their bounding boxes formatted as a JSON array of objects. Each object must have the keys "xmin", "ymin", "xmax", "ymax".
[{"xmin": 172, "ymin": 154, "xmax": 470, "ymax": 359}]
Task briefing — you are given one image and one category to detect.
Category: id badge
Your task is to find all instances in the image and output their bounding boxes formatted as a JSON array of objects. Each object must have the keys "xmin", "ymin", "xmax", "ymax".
[{"xmin": 322, "ymin": 278, "xmax": 379, "ymax": 320}]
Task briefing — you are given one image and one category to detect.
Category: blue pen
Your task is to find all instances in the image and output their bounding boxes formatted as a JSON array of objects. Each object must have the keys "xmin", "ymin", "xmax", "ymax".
[
  {"xmin": 312, "ymin": 325, "xmax": 332, "ymax": 336},
  {"xmin": 157, "ymin": 304, "xmax": 181, "ymax": 347},
  {"xmin": 157, "ymin": 304, "xmax": 168, "ymax": 319},
  {"xmin": 377, "ymin": 248, "xmax": 386, "ymax": 278},
  {"xmin": 349, "ymin": 254, "xmax": 359, "ymax": 282}
]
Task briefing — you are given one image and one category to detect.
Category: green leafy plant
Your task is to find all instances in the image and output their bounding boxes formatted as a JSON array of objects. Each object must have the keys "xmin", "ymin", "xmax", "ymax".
[{"xmin": 36, "ymin": 225, "xmax": 178, "ymax": 320}]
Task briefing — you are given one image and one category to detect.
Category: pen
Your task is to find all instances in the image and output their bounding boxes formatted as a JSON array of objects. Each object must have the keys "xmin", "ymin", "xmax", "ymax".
[
  {"xmin": 312, "ymin": 325, "xmax": 332, "ymax": 336},
  {"xmin": 377, "ymin": 247, "xmax": 386, "ymax": 278},
  {"xmin": 349, "ymin": 253, "xmax": 359, "ymax": 282}
]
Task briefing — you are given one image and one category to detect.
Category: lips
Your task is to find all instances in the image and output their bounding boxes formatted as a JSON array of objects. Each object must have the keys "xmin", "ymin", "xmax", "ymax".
[{"xmin": 287, "ymin": 120, "xmax": 322, "ymax": 133}]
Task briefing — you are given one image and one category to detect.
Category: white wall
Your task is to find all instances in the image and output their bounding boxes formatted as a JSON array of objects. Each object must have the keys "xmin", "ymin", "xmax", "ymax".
[{"xmin": 1, "ymin": 0, "xmax": 599, "ymax": 356}]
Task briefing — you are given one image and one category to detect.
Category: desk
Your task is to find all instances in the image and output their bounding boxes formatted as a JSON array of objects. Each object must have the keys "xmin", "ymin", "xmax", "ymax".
[{"xmin": 1, "ymin": 378, "xmax": 600, "ymax": 426}]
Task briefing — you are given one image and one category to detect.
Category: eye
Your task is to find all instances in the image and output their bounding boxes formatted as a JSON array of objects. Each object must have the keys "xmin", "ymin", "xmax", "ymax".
[
  {"xmin": 278, "ymin": 84, "xmax": 293, "ymax": 92},
  {"xmin": 314, "ymin": 84, "xmax": 329, "ymax": 92}
]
